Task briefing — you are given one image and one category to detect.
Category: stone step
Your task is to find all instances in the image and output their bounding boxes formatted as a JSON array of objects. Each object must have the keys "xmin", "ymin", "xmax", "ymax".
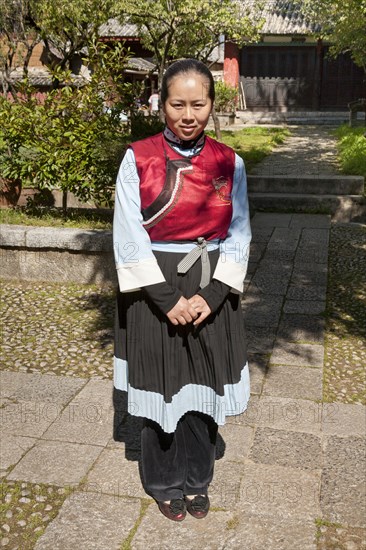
[
  {"xmin": 247, "ymin": 175, "xmax": 365, "ymax": 195},
  {"xmin": 236, "ymin": 110, "xmax": 350, "ymax": 126},
  {"xmin": 248, "ymin": 193, "xmax": 366, "ymax": 223}
]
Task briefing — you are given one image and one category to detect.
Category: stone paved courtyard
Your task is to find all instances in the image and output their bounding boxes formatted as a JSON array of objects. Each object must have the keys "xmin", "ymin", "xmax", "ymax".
[
  {"xmin": 1, "ymin": 214, "xmax": 365, "ymax": 549},
  {"xmin": 1, "ymin": 126, "xmax": 365, "ymax": 549}
]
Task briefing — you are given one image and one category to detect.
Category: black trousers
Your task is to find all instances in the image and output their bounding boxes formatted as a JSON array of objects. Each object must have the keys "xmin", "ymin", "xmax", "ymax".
[{"xmin": 141, "ymin": 412, "xmax": 218, "ymax": 501}]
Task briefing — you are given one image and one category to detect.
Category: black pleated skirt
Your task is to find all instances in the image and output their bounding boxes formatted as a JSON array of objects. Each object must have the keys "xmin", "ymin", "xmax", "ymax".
[{"xmin": 114, "ymin": 248, "xmax": 250, "ymax": 433}]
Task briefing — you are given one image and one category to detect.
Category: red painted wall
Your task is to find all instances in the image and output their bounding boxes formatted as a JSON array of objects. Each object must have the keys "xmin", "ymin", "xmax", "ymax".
[{"xmin": 224, "ymin": 41, "xmax": 240, "ymax": 88}]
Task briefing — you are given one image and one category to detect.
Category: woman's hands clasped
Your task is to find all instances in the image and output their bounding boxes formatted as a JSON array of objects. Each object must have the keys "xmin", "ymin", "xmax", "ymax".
[{"xmin": 166, "ymin": 295, "xmax": 211, "ymax": 327}]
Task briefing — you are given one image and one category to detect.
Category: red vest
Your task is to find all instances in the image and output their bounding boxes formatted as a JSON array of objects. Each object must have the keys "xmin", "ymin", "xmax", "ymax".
[{"xmin": 130, "ymin": 133, "xmax": 235, "ymax": 241}]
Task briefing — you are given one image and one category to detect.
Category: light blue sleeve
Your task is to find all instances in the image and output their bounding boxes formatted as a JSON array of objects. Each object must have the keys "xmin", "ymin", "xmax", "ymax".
[
  {"xmin": 113, "ymin": 148, "xmax": 165, "ymax": 292},
  {"xmin": 213, "ymin": 153, "xmax": 252, "ymax": 293}
]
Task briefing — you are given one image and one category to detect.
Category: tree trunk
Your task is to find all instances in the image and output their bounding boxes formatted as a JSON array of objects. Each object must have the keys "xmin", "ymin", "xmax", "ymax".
[
  {"xmin": 62, "ymin": 190, "xmax": 68, "ymax": 218},
  {"xmin": 211, "ymin": 106, "xmax": 222, "ymax": 141}
]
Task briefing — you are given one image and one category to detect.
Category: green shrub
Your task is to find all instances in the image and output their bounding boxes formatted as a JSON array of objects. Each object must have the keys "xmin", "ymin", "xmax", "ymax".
[
  {"xmin": 334, "ymin": 125, "xmax": 366, "ymax": 179},
  {"xmin": 0, "ymin": 43, "xmax": 139, "ymax": 209},
  {"xmin": 214, "ymin": 81, "xmax": 237, "ymax": 113}
]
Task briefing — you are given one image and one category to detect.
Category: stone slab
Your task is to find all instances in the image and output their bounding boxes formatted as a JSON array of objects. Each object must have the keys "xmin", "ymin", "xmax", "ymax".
[
  {"xmin": 41, "ymin": 398, "xmax": 113, "ymax": 446},
  {"xmin": 239, "ymin": 461, "xmax": 321, "ymax": 520},
  {"xmin": 210, "ymin": 460, "xmax": 244, "ymax": 508},
  {"xmin": 270, "ymin": 343, "xmax": 324, "ymax": 367},
  {"xmin": 295, "ymin": 249, "xmax": 328, "ymax": 264},
  {"xmin": 225, "ymin": 514, "xmax": 317, "ymax": 550},
  {"xmin": 248, "ymin": 354, "xmax": 269, "ymax": 395},
  {"xmin": 10, "ymin": 373, "xmax": 87, "ymax": 404},
  {"xmin": 250, "ymin": 270, "xmax": 291, "ymax": 295},
  {"xmin": 249, "ymin": 242, "xmax": 268, "ymax": 262},
  {"xmin": 246, "ymin": 326, "xmax": 277, "ymax": 354},
  {"xmin": 1, "ymin": 399, "xmax": 59, "ymax": 438},
  {"xmin": 0, "ymin": 224, "xmax": 26, "ymax": 246},
  {"xmin": 7, "ymin": 440, "xmax": 103, "ymax": 485},
  {"xmin": 0, "ymin": 433, "xmax": 37, "ymax": 472},
  {"xmin": 86, "ymin": 448, "xmax": 146, "ymax": 499},
  {"xmin": 291, "ymin": 269, "xmax": 328, "ymax": 286},
  {"xmin": 322, "ymin": 403, "xmax": 366, "ymax": 437},
  {"xmin": 289, "ymin": 214, "xmax": 331, "ymax": 229},
  {"xmin": 239, "ymin": 396, "xmax": 323, "ymax": 434},
  {"xmin": 277, "ymin": 314, "xmax": 325, "ymax": 344},
  {"xmin": 24, "ymin": 226, "xmax": 113, "ymax": 252},
  {"xmin": 300, "ymin": 228, "xmax": 330, "ymax": 245},
  {"xmin": 216, "ymin": 424, "xmax": 254, "ymax": 462},
  {"xmin": 249, "ymin": 427, "xmax": 322, "ymax": 470},
  {"xmin": 283, "ymin": 299, "xmax": 326, "ymax": 315},
  {"xmin": 263, "ymin": 364, "xmax": 323, "ymax": 400},
  {"xmin": 242, "ymin": 296, "xmax": 283, "ymax": 328},
  {"xmin": 250, "ymin": 213, "xmax": 292, "ymax": 228},
  {"xmin": 261, "ymin": 249, "xmax": 297, "ymax": 262},
  {"xmin": 34, "ymin": 492, "xmax": 140, "ymax": 550},
  {"xmin": 0, "ymin": 371, "xmax": 36, "ymax": 398},
  {"xmin": 131, "ymin": 506, "xmax": 233, "ymax": 549},
  {"xmin": 286, "ymin": 285, "xmax": 327, "ymax": 301},
  {"xmin": 0, "ymin": 248, "xmax": 117, "ymax": 285},
  {"xmin": 71, "ymin": 378, "xmax": 114, "ymax": 403},
  {"xmin": 251, "ymin": 227, "xmax": 274, "ymax": 243},
  {"xmin": 321, "ymin": 435, "xmax": 366, "ymax": 527}
]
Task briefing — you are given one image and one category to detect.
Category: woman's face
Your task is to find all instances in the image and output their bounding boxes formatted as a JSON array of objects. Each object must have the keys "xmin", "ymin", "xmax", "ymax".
[{"xmin": 163, "ymin": 71, "xmax": 213, "ymax": 141}]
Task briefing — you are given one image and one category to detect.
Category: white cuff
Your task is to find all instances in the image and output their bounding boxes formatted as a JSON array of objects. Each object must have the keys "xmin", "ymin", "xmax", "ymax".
[
  {"xmin": 116, "ymin": 257, "xmax": 165, "ymax": 292},
  {"xmin": 213, "ymin": 259, "xmax": 247, "ymax": 294}
]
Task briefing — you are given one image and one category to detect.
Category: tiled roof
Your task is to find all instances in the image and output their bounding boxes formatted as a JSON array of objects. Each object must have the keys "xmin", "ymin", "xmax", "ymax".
[
  {"xmin": 99, "ymin": 4, "xmax": 321, "ymax": 40},
  {"xmin": 127, "ymin": 57, "xmax": 156, "ymax": 72},
  {"xmin": 99, "ymin": 19, "xmax": 138, "ymax": 37},
  {"xmin": 241, "ymin": 0, "xmax": 321, "ymax": 35},
  {"xmin": 0, "ymin": 68, "xmax": 87, "ymax": 87}
]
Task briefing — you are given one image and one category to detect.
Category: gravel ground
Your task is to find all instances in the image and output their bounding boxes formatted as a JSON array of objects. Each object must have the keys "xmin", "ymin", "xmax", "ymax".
[
  {"xmin": 1, "ymin": 283, "xmax": 115, "ymax": 379},
  {"xmin": 324, "ymin": 223, "xmax": 366, "ymax": 405},
  {"xmin": 0, "ymin": 480, "xmax": 70, "ymax": 549}
]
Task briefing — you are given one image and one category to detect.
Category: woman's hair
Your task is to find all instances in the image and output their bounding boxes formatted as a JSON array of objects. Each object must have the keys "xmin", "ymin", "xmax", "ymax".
[{"xmin": 161, "ymin": 59, "xmax": 215, "ymax": 105}]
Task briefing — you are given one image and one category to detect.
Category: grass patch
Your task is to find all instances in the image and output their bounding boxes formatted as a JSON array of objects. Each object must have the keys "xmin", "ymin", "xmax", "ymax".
[
  {"xmin": 0, "ymin": 206, "xmax": 113, "ymax": 230},
  {"xmin": 333, "ymin": 125, "xmax": 366, "ymax": 180},
  {"xmin": 207, "ymin": 127, "xmax": 290, "ymax": 173}
]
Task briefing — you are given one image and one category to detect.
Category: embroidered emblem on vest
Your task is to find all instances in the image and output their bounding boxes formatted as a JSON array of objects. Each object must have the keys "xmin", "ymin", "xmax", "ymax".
[{"xmin": 212, "ymin": 176, "xmax": 232, "ymax": 204}]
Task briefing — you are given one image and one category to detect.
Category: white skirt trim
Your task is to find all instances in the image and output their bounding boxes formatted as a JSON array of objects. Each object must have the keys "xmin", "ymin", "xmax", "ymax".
[{"xmin": 113, "ymin": 356, "xmax": 250, "ymax": 433}]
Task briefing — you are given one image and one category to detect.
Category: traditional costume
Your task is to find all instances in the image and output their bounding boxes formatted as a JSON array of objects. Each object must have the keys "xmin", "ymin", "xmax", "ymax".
[{"xmin": 113, "ymin": 127, "xmax": 251, "ymax": 501}]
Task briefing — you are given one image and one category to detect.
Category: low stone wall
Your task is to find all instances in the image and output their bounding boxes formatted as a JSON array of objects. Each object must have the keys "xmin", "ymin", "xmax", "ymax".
[{"xmin": 0, "ymin": 225, "xmax": 116, "ymax": 285}]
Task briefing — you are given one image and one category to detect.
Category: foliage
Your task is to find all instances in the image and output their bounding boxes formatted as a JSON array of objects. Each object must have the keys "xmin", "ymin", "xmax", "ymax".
[
  {"xmin": 301, "ymin": 0, "xmax": 366, "ymax": 71},
  {"xmin": 0, "ymin": 42, "xmax": 134, "ymax": 207},
  {"xmin": 333, "ymin": 125, "xmax": 366, "ymax": 179},
  {"xmin": 130, "ymin": 112, "xmax": 165, "ymax": 141},
  {"xmin": 0, "ymin": 0, "xmax": 122, "ymax": 94},
  {"xmin": 207, "ymin": 127, "xmax": 290, "ymax": 173},
  {"xmin": 214, "ymin": 81, "xmax": 237, "ymax": 113},
  {"xmin": 117, "ymin": 0, "xmax": 264, "ymax": 89}
]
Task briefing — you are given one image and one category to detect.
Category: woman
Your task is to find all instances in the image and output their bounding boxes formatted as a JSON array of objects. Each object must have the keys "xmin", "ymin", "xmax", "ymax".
[{"xmin": 113, "ymin": 59, "xmax": 251, "ymax": 521}]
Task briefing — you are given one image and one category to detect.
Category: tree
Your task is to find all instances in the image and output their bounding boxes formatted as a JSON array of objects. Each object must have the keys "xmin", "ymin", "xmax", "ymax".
[
  {"xmin": 0, "ymin": 0, "xmax": 42, "ymax": 95},
  {"xmin": 0, "ymin": 0, "xmax": 122, "ymax": 94},
  {"xmin": 0, "ymin": 42, "xmax": 134, "ymax": 212},
  {"xmin": 116, "ymin": 0, "xmax": 263, "ymax": 137},
  {"xmin": 117, "ymin": 0, "xmax": 263, "ymax": 88},
  {"xmin": 301, "ymin": 0, "xmax": 366, "ymax": 72}
]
